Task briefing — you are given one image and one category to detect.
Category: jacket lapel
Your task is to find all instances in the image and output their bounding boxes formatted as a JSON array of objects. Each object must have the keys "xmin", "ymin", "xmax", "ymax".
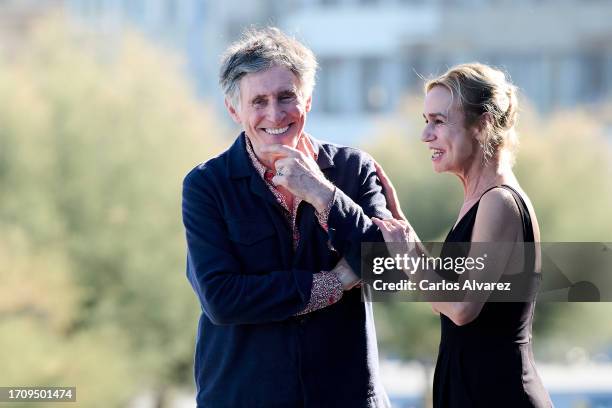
[{"xmin": 227, "ymin": 132, "xmax": 292, "ymax": 266}]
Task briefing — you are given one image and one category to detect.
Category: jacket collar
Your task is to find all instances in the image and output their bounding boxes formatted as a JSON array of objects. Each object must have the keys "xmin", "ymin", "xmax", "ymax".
[
  {"xmin": 227, "ymin": 132, "xmax": 251, "ymax": 179},
  {"xmin": 309, "ymin": 134, "xmax": 334, "ymax": 171}
]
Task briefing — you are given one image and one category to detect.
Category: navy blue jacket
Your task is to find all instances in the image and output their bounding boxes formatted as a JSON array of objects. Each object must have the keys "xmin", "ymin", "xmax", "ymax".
[{"xmin": 182, "ymin": 133, "xmax": 392, "ymax": 407}]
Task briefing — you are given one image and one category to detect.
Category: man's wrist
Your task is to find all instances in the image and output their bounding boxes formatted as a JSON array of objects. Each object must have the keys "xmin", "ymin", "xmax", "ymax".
[
  {"xmin": 311, "ymin": 180, "xmax": 335, "ymax": 213},
  {"xmin": 335, "ymin": 266, "xmax": 360, "ymax": 291}
]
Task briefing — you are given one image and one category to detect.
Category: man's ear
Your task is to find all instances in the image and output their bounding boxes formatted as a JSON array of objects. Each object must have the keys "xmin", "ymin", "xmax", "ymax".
[
  {"xmin": 304, "ymin": 94, "xmax": 312, "ymax": 112},
  {"xmin": 225, "ymin": 97, "xmax": 241, "ymax": 124}
]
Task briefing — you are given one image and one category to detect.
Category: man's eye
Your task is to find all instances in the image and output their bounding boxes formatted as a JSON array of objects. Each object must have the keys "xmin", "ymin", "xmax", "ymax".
[
  {"xmin": 279, "ymin": 95, "xmax": 295, "ymax": 102},
  {"xmin": 434, "ymin": 119, "xmax": 444, "ymax": 125}
]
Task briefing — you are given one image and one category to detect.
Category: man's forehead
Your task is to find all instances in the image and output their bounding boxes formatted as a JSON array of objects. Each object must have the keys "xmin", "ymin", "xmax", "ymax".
[{"xmin": 240, "ymin": 68, "xmax": 300, "ymax": 96}]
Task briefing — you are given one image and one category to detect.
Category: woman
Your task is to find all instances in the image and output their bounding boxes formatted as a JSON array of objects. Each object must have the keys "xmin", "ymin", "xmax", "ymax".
[{"xmin": 372, "ymin": 63, "xmax": 552, "ymax": 407}]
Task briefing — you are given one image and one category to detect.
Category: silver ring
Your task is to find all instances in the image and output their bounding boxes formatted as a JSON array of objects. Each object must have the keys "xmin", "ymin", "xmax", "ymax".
[{"xmin": 276, "ymin": 168, "xmax": 284, "ymax": 177}]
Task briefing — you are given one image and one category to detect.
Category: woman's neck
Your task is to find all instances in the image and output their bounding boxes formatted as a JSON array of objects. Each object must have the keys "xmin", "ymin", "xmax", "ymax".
[{"xmin": 457, "ymin": 155, "xmax": 514, "ymax": 203}]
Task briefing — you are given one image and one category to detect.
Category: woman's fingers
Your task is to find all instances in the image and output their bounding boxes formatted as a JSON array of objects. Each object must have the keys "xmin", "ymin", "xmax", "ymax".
[
  {"xmin": 374, "ymin": 161, "xmax": 396, "ymax": 197},
  {"xmin": 373, "ymin": 160, "xmax": 407, "ymax": 222},
  {"xmin": 372, "ymin": 217, "xmax": 389, "ymax": 232},
  {"xmin": 372, "ymin": 218, "xmax": 394, "ymax": 242},
  {"xmin": 373, "ymin": 217, "xmax": 408, "ymax": 244},
  {"xmin": 374, "ymin": 161, "xmax": 391, "ymax": 187},
  {"xmin": 389, "ymin": 218, "xmax": 410, "ymax": 233}
]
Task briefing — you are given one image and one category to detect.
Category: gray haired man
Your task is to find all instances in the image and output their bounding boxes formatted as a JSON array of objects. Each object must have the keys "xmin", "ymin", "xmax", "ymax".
[{"xmin": 182, "ymin": 27, "xmax": 392, "ymax": 407}]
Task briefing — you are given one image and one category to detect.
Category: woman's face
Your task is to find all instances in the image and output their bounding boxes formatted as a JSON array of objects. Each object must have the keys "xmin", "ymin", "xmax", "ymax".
[{"xmin": 421, "ymin": 85, "xmax": 480, "ymax": 174}]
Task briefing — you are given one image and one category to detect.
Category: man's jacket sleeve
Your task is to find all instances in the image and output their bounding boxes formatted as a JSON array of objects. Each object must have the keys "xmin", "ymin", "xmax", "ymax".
[
  {"xmin": 327, "ymin": 155, "xmax": 392, "ymax": 276},
  {"xmin": 182, "ymin": 170, "xmax": 313, "ymax": 325}
]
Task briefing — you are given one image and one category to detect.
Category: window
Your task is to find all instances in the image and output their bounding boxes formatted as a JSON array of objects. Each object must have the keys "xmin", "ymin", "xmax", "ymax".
[
  {"xmin": 361, "ymin": 57, "xmax": 388, "ymax": 113},
  {"xmin": 164, "ymin": 0, "xmax": 177, "ymax": 23},
  {"xmin": 318, "ymin": 58, "xmax": 344, "ymax": 113}
]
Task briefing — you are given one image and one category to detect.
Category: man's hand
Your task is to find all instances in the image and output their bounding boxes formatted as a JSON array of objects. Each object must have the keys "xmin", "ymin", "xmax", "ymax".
[
  {"xmin": 260, "ymin": 144, "xmax": 334, "ymax": 213},
  {"xmin": 331, "ymin": 257, "xmax": 361, "ymax": 291}
]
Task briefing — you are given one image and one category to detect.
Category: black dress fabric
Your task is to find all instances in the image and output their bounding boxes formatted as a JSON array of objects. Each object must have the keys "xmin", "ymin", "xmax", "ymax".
[{"xmin": 433, "ymin": 185, "xmax": 553, "ymax": 408}]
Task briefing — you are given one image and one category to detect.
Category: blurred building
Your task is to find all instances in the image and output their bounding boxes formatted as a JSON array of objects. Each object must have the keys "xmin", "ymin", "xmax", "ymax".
[
  {"xmin": 285, "ymin": 0, "xmax": 612, "ymax": 141},
  {"xmin": 0, "ymin": 0, "xmax": 62, "ymax": 56},
  {"xmin": 61, "ymin": 0, "xmax": 288, "ymax": 97},
  {"xmin": 63, "ymin": 0, "xmax": 212, "ymax": 97},
  {"xmin": 57, "ymin": 0, "xmax": 612, "ymax": 142}
]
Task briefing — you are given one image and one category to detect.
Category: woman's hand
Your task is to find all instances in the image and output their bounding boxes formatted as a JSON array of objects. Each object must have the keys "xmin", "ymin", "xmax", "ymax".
[
  {"xmin": 372, "ymin": 217, "xmax": 420, "ymax": 267},
  {"xmin": 371, "ymin": 217, "xmax": 412, "ymax": 243},
  {"xmin": 374, "ymin": 161, "xmax": 407, "ymax": 222},
  {"xmin": 331, "ymin": 257, "xmax": 361, "ymax": 291}
]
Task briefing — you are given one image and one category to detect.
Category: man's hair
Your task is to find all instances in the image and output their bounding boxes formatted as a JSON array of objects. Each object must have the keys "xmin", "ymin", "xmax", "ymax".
[{"xmin": 219, "ymin": 27, "xmax": 318, "ymax": 108}]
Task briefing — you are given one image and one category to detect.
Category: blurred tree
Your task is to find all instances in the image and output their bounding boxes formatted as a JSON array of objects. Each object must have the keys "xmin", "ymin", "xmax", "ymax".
[{"xmin": 0, "ymin": 15, "xmax": 225, "ymax": 407}]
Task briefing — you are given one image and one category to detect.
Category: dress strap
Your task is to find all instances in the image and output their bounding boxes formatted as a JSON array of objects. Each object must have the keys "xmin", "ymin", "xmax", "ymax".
[
  {"xmin": 496, "ymin": 184, "xmax": 537, "ymax": 275},
  {"xmin": 497, "ymin": 185, "xmax": 535, "ymax": 243}
]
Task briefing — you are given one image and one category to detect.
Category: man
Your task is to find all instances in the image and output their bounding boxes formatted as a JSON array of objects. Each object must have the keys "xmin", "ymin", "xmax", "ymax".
[{"xmin": 182, "ymin": 27, "xmax": 392, "ymax": 407}]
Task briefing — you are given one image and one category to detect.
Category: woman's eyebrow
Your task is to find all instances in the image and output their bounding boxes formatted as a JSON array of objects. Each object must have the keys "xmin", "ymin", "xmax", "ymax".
[{"xmin": 423, "ymin": 112, "xmax": 448, "ymax": 119}]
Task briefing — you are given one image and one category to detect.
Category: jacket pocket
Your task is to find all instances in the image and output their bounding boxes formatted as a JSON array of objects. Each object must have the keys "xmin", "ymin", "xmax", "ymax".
[
  {"xmin": 226, "ymin": 221, "xmax": 279, "ymax": 273},
  {"xmin": 227, "ymin": 220, "xmax": 276, "ymax": 246}
]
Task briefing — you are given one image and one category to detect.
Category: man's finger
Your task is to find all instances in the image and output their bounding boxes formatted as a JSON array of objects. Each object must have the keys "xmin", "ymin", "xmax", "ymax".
[
  {"xmin": 274, "ymin": 157, "xmax": 294, "ymax": 169},
  {"xmin": 260, "ymin": 144, "xmax": 302, "ymax": 159},
  {"xmin": 271, "ymin": 175, "xmax": 283, "ymax": 186}
]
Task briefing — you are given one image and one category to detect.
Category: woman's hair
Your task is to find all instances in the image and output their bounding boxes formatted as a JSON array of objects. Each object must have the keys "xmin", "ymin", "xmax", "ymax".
[
  {"xmin": 425, "ymin": 63, "xmax": 519, "ymax": 164},
  {"xmin": 219, "ymin": 27, "xmax": 318, "ymax": 109}
]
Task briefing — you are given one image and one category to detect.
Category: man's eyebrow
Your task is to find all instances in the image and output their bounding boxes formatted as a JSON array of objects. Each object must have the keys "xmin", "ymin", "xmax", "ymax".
[
  {"xmin": 251, "ymin": 94, "xmax": 268, "ymax": 103},
  {"xmin": 277, "ymin": 89, "xmax": 297, "ymax": 96}
]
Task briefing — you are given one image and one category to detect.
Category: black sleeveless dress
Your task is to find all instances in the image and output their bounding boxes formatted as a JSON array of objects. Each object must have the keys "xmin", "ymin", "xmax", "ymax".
[{"xmin": 433, "ymin": 185, "xmax": 552, "ymax": 408}]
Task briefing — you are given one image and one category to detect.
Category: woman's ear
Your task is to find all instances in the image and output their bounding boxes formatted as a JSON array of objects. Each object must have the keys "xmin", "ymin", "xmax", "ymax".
[{"xmin": 474, "ymin": 112, "xmax": 493, "ymax": 143}]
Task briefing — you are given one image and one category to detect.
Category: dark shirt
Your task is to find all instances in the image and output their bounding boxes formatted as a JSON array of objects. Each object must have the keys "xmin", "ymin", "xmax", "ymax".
[{"xmin": 182, "ymin": 132, "xmax": 392, "ymax": 407}]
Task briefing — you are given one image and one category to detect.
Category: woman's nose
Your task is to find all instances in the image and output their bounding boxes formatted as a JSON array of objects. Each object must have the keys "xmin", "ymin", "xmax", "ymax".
[{"xmin": 421, "ymin": 124, "xmax": 435, "ymax": 143}]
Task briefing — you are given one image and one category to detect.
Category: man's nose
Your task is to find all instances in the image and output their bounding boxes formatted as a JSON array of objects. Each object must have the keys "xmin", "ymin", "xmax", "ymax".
[{"xmin": 267, "ymin": 102, "xmax": 286, "ymax": 124}]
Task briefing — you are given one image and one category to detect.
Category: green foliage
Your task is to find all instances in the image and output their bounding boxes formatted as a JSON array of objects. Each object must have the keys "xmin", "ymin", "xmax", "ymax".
[
  {"xmin": 0, "ymin": 16, "xmax": 225, "ymax": 405},
  {"xmin": 516, "ymin": 107, "xmax": 612, "ymax": 241},
  {"xmin": 373, "ymin": 303, "xmax": 440, "ymax": 363}
]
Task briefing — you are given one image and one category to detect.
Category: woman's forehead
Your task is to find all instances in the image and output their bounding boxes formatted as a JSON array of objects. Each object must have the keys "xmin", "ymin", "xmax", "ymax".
[{"xmin": 424, "ymin": 86, "xmax": 456, "ymax": 115}]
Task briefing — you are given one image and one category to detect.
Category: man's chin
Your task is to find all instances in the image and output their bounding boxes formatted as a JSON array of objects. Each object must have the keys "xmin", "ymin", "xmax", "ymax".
[{"xmin": 261, "ymin": 133, "xmax": 300, "ymax": 148}]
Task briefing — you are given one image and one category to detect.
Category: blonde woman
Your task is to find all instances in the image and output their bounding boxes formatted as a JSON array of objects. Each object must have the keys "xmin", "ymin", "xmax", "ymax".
[{"xmin": 373, "ymin": 63, "xmax": 552, "ymax": 407}]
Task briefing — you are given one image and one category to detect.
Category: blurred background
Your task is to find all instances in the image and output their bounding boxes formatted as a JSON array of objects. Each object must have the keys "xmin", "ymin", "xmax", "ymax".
[{"xmin": 1, "ymin": 1, "xmax": 611, "ymax": 407}]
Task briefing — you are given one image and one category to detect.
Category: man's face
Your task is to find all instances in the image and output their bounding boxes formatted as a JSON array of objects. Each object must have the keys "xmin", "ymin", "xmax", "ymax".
[{"xmin": 226, "ymin": 65, "xmax": 312, "ymax": 167}]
